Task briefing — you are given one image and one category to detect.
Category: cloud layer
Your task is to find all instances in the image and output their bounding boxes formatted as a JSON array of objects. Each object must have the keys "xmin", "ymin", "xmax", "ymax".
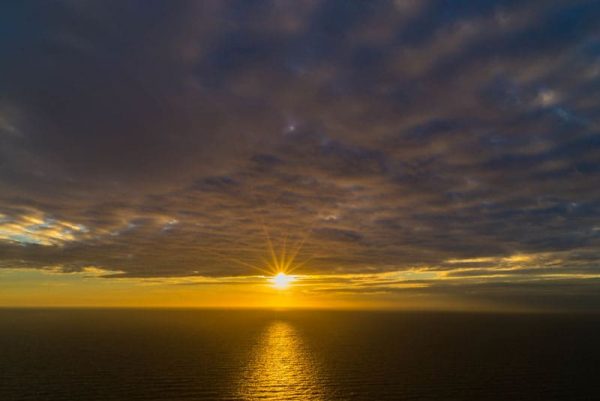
[{"xmin": 1, "ymin": 1, "xmax": 600, "ymax": 309}]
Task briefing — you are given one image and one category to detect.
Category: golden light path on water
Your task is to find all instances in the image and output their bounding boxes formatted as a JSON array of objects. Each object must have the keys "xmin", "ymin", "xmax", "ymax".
[{"xmin": 238, "ymin": 321, "xmax": 324, "ymax": 400}]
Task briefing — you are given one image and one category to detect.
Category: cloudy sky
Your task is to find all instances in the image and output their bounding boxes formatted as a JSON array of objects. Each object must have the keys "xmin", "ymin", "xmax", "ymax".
[{"xmin": 1, "ymin": 0, "xmax": 600, "ymax": 311}]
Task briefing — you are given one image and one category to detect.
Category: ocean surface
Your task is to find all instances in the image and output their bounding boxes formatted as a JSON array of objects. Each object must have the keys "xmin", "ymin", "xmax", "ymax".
[{"xmin": 1, "ymin": 309, "xmax": 599, "ymax": 400}]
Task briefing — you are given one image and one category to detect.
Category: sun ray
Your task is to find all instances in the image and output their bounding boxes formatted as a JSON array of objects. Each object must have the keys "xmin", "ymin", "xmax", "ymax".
[
  {"xmin": 262, "ymin": 224, "xmax": 280, "ymax": 274},
  {"xmin": 284, "ymin": 235, "xmax": 307, "ymax": 271},
  {"xmin": 287, "ymin": 256, "xmax": 314, "ymax": 273},
  {"xmin": 204, "ymin": 249, "xmax": 272, "ymax": 275},
  {"xmin": 280, "ymin": 234, "xmax": 288, "ymax": 271}
]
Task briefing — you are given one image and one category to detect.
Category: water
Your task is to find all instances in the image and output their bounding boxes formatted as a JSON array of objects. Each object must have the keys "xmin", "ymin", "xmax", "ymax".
[{"xmin": 1, "ymin": 309, "xmax": 599, "ymax": 400}]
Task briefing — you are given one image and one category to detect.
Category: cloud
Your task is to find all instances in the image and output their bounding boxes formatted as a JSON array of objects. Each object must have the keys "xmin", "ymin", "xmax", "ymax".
[
  {"xmin": 0, "ymin": 209, "xmax": 89, "ymax": 246},
  {"xmin": 1, "ymin": 0, "xmax": 600, "ymax": 309}
]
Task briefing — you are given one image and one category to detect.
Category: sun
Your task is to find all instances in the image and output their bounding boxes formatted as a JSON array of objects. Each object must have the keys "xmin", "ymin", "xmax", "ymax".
[{"xmin": 271, "ymin": 272, "xmax": 294, "ymax": 290}]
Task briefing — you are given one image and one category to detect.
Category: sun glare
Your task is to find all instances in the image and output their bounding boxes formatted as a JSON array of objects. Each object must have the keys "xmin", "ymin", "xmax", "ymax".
[{"xmin": 271, "ymin": 272, "xmax": 294, "ymax": 290}]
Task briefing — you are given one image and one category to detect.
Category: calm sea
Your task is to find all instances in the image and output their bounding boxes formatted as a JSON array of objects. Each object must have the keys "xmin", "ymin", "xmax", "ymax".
[{"xmin": 1, "ymin": 309, "xmax": 599, "ymax": 400}]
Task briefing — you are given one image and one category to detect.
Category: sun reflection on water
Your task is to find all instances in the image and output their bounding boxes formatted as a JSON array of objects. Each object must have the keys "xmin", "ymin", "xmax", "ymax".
[{"xmin": 238, "ymin": 320, "xmax": 324, "ymax": 400}]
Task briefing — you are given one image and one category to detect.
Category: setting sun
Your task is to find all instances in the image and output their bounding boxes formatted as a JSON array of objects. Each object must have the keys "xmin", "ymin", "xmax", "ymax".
[{"xmin": 271, "ymin": 272, "xmax": 294, "ymax": 290}]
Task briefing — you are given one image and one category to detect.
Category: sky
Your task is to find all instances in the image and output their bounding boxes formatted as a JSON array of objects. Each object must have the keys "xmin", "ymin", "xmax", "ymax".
[{"xmin": 1, "ymin": 0, "xmax": 600, "ymax": 311}]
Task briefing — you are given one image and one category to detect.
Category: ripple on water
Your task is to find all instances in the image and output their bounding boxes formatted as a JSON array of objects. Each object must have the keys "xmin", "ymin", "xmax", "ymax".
[{"xmin": 237, "ymin": 320, "xmax": 326, "ymax": 401}]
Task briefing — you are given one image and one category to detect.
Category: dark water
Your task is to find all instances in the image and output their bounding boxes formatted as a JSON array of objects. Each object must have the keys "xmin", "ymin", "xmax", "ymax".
[{"xmin": 1, "ymin": 310, "xmax": 599, "ymax": 400}]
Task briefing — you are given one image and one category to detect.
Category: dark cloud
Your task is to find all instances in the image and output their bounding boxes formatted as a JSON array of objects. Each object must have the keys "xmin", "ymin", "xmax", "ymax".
[{"xmin": 1, "ymin": 0, "xmax": 600, "ymax": 309}]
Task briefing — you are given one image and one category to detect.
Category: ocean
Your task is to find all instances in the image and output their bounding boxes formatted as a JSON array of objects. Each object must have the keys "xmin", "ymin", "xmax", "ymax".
[{"xmin": 1, "ymin": 309, "xmax": 599, "ymax": 400}]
